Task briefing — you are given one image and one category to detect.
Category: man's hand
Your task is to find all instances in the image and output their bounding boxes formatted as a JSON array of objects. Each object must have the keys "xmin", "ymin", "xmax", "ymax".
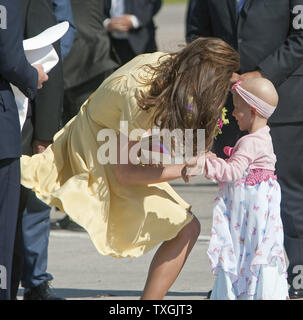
[
  {"xmin": 107, "ymin": 15, "xmax": 134, "ymax": 32},
  {"xmin": 33, "ymin": 64, "xmax": 48, "ymax": 89},
  {"xmin": 32, "ymin": 139, "xmax": 51, "ymax": 154},
  {"xmin": 239, "ymin": 70, "xmax": 263, "ymax": 81},
  {"xmin": 231, "ymin": 72, "xmax": 241, "ymax": 84}
]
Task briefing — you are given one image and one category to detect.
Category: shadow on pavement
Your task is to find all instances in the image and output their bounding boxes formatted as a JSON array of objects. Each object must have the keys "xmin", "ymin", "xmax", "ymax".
[
  {"xmin": 18, "ymin": 288, "xmax": 208, "ymax": 299},
  {"xmin": 171, "ymin": 183, "xmax": 218, "ymax": 187}
]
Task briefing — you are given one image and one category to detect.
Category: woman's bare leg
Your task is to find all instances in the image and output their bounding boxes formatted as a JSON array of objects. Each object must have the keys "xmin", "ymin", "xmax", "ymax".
[{"xmin": 141, "ymin": 216, "xmax": 201, "ymax": 300}]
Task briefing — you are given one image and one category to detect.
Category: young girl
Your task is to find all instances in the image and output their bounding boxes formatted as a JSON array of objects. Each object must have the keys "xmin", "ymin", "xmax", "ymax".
[
  {"xmin": 185, "ymin": 78, "xmax": 289, "ymax": 300},
  {"xmin": 208, "ymin": 78, "xmax": 289, "ymax": 300}
]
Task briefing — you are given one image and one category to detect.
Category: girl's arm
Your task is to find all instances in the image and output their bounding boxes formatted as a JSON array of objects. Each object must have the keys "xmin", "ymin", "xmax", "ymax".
[
  {"xmin": 114, "ymin": 136, "xmax": 185, "ymax": 185},
  {"xmin": 205, "ymin": 140, "xmax": 254, "ymax": 182}
]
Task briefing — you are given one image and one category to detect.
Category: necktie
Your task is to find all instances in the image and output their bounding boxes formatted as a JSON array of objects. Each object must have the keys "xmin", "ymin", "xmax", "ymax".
[{"xmin": 237, "ymin": 0, "xmax": 246, "ymax": 13}]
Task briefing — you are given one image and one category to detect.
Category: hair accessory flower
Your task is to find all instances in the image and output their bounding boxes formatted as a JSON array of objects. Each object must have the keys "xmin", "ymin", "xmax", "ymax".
[
  {"xmin": 185, "ymin": 96, "xmax": 193, "ymax": 122},
  {"xmin": 187, "ymin": 96, "xmax": 193, "ymax": 113},
  {"xmin": 215, "ymin": 107, "xmax": 229, "ymax": 138},
  {"xmin": 186, "ymin": 97, "xmax": 229, "ymax": 137}
]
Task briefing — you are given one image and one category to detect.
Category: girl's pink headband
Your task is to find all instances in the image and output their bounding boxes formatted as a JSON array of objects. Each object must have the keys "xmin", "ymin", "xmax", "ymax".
[{"xmin": 231, "ymin": 80, "xmax": 275, "ymax": 119}]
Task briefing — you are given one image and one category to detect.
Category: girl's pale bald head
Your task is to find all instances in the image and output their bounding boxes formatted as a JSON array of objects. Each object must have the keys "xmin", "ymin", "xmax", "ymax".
[{"xmin": 240, "ymin": 78, "xmax": 279, "ymax": 107}]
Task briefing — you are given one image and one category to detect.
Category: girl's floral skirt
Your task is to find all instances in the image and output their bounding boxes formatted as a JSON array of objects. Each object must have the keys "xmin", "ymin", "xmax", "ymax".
[{"xmin": 207, "ymin": 171, "xmax": 289, "ymax": 300}]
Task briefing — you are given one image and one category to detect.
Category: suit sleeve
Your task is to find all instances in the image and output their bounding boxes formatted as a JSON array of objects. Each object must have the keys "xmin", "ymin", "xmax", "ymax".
[
  {"xmin": 258, "ymin": 0, "xmax": 303, "ymax": 87},
  {"xmin": 186, "ymin": 0, "xmax": 213, "ymax": 43},
  {"xmin": 131, "ymin": 0, "xmax": 162, "ymax": 28},
  {"xmin": 101, "ymin": 0, "xmax": 111, "ymax": 23},
  {"xmin": 24, "ymin": 0, "xmax": 64, "ymax": 141},
  {"xmin": 0, "ymin": 0, "xmax": 37, "ymax": 100}
]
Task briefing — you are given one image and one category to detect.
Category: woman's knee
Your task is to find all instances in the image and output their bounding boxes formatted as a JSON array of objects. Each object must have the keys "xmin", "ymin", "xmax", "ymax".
[
  {"xmin": 190, "ymin": 216, "xmax": 201, "ymax": 239},
  {"xmin": 179, "ymin": 216, "xmax": 201, "ymax": 242}
]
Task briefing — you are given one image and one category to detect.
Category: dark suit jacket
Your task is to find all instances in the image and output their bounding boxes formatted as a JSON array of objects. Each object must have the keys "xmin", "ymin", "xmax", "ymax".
[
  {"xmin": 0, "ymin": 0, "xmax": 37, "ymax": 160},
  {"xmin": 19, "ymin": 0, "xmax": 64, "ymax": 146},
  {"xmin": 104, "ymin": 0, "xmax": 162, "ymax": 55},
  {"xmin": 186, "ymin": 0, "xmax": 303, "ymax": 124},
  {"xmin": 63, "ymin": 0, "xmax": 118, "ymax": 90}
]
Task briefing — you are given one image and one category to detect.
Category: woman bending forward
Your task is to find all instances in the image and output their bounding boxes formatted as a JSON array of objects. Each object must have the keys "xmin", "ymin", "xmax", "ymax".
[{"xmin": 21, "ymin": 38, "xmax": 240, "ymax": 299}]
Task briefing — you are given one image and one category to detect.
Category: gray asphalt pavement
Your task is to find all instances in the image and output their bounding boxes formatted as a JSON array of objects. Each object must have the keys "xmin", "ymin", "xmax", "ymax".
[{"xmin": 154, "ymin": 2, "xmax": 188, "ymax": 52}]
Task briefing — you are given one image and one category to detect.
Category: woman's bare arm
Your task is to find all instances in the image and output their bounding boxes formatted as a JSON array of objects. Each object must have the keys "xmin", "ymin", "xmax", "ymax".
[{"xmin": 114, "ymin": 135, "xmax": 185, "ymax": 185}]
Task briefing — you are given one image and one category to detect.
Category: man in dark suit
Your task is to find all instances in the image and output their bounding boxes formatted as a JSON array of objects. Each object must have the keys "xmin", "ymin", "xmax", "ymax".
[
  {"xmin": 10, "ymin": 0, "xmax": 64, "ymax": 300},
  {"xmin": 103, "ymin": 0, "xmax": 162, "ymax": 65},
  {"xmin": 62, "ymin": 0, "xmax": 118, "ymax": 125},
  {"xmin": 186, "ymin": 0, "xmax": 303, "ymax": 298},
  {"xmin": 0, "ymin": 0, "xmax": 48, "ymax": 300}
]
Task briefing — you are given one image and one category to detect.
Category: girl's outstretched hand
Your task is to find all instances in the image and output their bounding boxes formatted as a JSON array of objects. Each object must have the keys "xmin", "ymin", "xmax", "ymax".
[{"xmin": 182, "ymin": 152, "xmax": 217, "ymax": 183}]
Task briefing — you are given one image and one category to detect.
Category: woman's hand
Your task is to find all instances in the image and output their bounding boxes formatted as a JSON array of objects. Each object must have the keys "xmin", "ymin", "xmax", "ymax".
[
  {"xmin": 181, "ymin": 163, "xmax": 191, "ymax": 184},
  {"xmin": 181, "ymin": 154, "xmax": 207, "ymax": 183},
  {"xmin": 181, "ymin": 157, "xmax": 198, "ymax": 184}
]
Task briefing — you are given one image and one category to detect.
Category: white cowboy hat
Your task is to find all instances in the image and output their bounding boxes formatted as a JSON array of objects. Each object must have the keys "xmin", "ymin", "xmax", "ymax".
[
  {"xmin": 12, "ymin": 22, "xmax": 70, "ymax": 129},
  {"xmin": 23, "ymin": 21, "xmax": 69, "ymax": 73}
]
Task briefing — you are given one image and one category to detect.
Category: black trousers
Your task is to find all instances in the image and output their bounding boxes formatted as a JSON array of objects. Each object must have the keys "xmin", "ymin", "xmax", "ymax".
[
  {"xmin": 111, "ymin": 38, "xmax": 137, "ymax": 66},
  {"xmin": 10, "ymin": 186, "xmax": 28, "ymax": 299},
  {"xmin": 111, "ymin": 37, "xmax": 157, "ymax": 66},
  {"xmin": 11, "ymin": 113, "xmax": 33, "ymax": 299},
  {"xmin": 270, "ymin": 123, "xmax": 303, "ymax": 285},
  {"xmin": 11, "ymin": 114, "xmax": 53, "ymax": 300},
  {"xmin": 0, "ymin": 158, "xmax": 20, "ymax": 300}
]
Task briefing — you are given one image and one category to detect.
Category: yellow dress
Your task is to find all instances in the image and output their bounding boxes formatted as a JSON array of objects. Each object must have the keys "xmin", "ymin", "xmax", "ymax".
[{"xmin": 21, "ymin": 52, "xmax": 193, "ymax": 258}]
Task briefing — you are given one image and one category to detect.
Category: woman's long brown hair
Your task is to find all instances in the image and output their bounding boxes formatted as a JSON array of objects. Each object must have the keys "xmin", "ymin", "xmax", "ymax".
[{"xmin": 135, "ymin": 37, "xmax": 240, "ymax": 153}]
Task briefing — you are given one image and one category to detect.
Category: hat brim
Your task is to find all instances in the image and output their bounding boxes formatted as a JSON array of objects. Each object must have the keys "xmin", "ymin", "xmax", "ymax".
[{"xmin": 23, "ymin": 21, "xmax": 70, "ymax": 51}]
